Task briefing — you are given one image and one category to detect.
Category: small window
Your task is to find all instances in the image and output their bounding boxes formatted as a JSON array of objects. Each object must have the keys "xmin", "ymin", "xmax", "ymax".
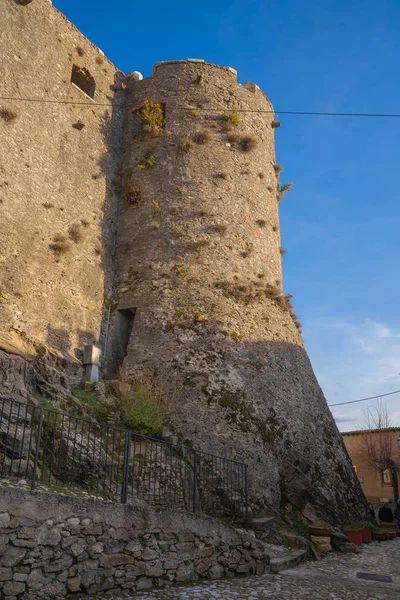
[
  {"xmin": 71, "ymin": 65, "xmax": 95, "ymax": 100},
  {"xmin": 382, "ymin": 469, "xmax": 392, "ymax": 485}
]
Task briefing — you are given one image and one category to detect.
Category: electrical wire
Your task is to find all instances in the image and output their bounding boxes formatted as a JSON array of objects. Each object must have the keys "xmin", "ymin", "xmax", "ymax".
[
  {"xmin": 328, "ymin": 389, "xmax": 400, "ymax": 407},
  {"xmin": 1, "ymin": 94, "xmax": 400, "ymax": 118}
]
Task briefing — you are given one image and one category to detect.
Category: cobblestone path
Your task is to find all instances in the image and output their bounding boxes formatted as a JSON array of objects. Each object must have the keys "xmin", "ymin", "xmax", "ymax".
[{"xmin": 131, "ymin": 538, "xmax": 400, "ymax": 600}]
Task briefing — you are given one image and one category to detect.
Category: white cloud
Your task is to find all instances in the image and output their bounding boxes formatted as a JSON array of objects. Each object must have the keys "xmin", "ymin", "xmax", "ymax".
[
  {"xmin": 334, "ymin": 414, "xmax": 358, "ymax": 424},
  {"xmin": 303, "ymin": 317, "xmax": 400, "ymax": 431}
]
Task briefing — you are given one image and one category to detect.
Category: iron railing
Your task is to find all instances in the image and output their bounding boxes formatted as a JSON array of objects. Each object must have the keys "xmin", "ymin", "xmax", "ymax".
[{"xmin": 0, "ymin": 398, "xmax": 248, "ymax": 520}]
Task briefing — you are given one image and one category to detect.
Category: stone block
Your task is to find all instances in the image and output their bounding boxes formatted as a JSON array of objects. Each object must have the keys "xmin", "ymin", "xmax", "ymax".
[
  {"xmin": 136, "ymin": 577, "xmax": 153, "ymax": 590},
  {"xmin": 100, "ymin": 554, "xmax": 133, "ymax": 567},
  {"xmin": 83, "ymin": 364, "xmax": 99, "ymax": 383},
  {"xmin": 12, "ymin": 573, "xmax": 28, "ymax": 582},
  {"xmin": 141, "ymin": 548, "xmax": 158, "ymax": 561},
  {"xmin": 3, "ymin": 580, "xmax": 26, "ymax": 596},
  {"xmin": 67, "ymin": 576, "xmax": 81, "ymax": 592},
  {"xmin": 311, "ymin": 535, "xmax": 332, "ymax": 552},
  {"xmin": 83, "ymin": 345, "xmax": 101, "ymax": 366},
  {"xmin": 145, "ymin": 560, "xmax": 164, "ymax": 577},
  {"xmin": 0, "ymin": 513, "xmax": 10, "ymax": 527},
  {"xmin": 0, "ymin": 568, "xmax": 12, "ymax": 581},
  {"xmin": 1, "ymin": 547, "xmax": 26, "ymax": 567},
  {"xmin": 37, "ymin": 528, "xmax": 62, "ymax": 547}
]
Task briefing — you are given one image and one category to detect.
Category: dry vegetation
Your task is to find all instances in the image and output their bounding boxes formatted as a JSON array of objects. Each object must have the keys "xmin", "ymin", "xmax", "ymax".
[
  {"xmin": 68, "ymin": 223, "xmax": 83, "ymax": 243},
  {"xmin": 0, "ymin": 108, "xmax": 17, "ymax": 123},
  {"xmin": 50, "ymin": 234, "xmax": 71, "ymax": 256},
  {"xmin": 177, "ymin": 132, "xmax": 193, "ymax": 154},
  {"xmin": 192, "ymin": 128, "xmax": 212, "ymax": 145}
]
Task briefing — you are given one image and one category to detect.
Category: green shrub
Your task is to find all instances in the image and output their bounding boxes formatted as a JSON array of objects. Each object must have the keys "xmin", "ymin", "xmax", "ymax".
[
  {"xmin": 277, "ymin": 182, "xmax": 293, "ymax": 202},
  {"xmin": 220, "ymin": 111, "xmax": 240, "ymax": 126},
  {"xmin": 136, "ymin": 100, "xmax": 165, "ymax": 134},
  {"xmin": 119, "ymin": 379, "xmax": 167, "ymax": 437},
  {"xmin": 138, "ymin": 152, "xmax": 156, "ymax": 168}
]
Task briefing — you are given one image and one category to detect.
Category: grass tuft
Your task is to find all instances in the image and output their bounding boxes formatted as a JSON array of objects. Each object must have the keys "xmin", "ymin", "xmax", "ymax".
[
  {"xmin": 192, "ymin": 128, "xmax": 212, "ymax": 145},
  {"xmin": 50, "ymin": 234, "xmax": 71, "ymax": 256},
  {"xmin": 0, "ymin": 108, "xmax": 17, "ymax": 123},
  {"xmin": 177, "ymin": 132, "xmax": 193, "ymax": 154},
  {"xmin": 68, "ymin": 223, "xmax": 83, "ymax": 243}
]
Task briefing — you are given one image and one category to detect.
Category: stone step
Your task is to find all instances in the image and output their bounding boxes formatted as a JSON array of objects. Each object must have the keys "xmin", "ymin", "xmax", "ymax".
[
  {"xmin": 251, "ymin": 516, "xmax": 275, "ymax": 534},
  {"xmin": 269, "ymin": 549, "xmax": 309, "ymax": 573}
]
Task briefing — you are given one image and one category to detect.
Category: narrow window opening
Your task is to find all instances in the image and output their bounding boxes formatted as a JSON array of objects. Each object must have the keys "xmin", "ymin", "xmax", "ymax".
[
  {"xmin": 71, "ymin": 65, "xmax": 96, "ymax": 100},
  {"xmin": 106, "ymin": 308, "xmax": 136, "ymax": 376}
]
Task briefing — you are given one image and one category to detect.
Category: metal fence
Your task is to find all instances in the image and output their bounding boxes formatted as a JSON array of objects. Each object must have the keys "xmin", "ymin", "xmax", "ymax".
[{"xmin": 0, "ymin": 398, "xmax": 248, "ymax": 520}]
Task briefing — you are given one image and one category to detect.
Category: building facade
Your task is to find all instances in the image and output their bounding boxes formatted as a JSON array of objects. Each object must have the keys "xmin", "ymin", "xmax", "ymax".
[{"xmin": 342, "ymin": 428, "xmax": 400, "ymax": 504}]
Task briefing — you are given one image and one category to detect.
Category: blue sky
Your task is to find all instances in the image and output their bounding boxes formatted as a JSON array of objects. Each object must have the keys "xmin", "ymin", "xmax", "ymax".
[{"xmin": 54, "ymin": 0, "xmax": 400, "ymax": 430}]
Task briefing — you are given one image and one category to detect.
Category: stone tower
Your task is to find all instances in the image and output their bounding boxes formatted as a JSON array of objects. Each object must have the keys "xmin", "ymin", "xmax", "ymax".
[{"xmin": 110, "ymin": 60, "xmax": 367, "ymax": 521}]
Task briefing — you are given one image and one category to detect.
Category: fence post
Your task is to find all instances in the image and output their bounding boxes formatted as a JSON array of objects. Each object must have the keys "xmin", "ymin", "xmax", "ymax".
[
  {"xmin": 192, "ymin": 449, "xmax": 198, "ymax": 514},
  {"xmin": 121, "ymin": 431, "xmax": 130, "ymax": 504},
  {"xmin": 31, "ymin": 409, "xmax": 44, "ymax": 491},
  {"xmin": 244, "ymin": 464, "xmax": 249, "ymax": 524}
]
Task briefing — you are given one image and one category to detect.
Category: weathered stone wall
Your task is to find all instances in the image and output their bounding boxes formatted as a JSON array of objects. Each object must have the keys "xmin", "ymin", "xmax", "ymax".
[
  {"xmin": 0, "ymin": 486, "xmax": 269, "ymax": 597},
  {"xmin": 113, "ymin": 60, "xmax": 369, "ymax": 522},
  {"xmin": 0, "ymin": 0, "xmax": 124, "ymax": 399}
]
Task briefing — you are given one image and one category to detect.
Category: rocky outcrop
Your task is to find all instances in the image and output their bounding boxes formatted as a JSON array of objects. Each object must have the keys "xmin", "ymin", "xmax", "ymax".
[{"xmin": 0, "ymin": 346, "xmax": 81, "ymax": 404}]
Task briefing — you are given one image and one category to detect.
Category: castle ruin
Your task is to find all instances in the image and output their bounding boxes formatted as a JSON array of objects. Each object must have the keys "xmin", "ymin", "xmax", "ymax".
[{"xmin": 0, "ymin": 0, "xmax": 368, "ymax": 522}]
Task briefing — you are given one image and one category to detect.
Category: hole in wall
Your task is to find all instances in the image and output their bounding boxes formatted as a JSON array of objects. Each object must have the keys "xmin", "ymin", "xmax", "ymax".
[{"xmin": 71, "ymin": 65, "xmax": 96, "ymax": 100}]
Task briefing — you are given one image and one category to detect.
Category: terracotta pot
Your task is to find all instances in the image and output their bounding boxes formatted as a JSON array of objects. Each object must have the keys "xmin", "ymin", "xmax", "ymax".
[
  {"xmin": 310, "ymin": 526, "xmax": 332, "ymax": 537},
  {"xmin": 373, "ymin": 531, "xmax": 387, "ymax": 541},
  {"xmin": 343, "ymin": 528, "xmax": 363, "ymax": 546},
  {"xmin": 362, "ymin": 528, "xmax": 372, "ymax": 543},
  {"xmin": 379, "ymin": 522, "xmax": 396, "ymax": 530}
]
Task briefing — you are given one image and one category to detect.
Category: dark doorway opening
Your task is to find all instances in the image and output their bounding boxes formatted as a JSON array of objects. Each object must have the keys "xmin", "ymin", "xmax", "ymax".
[{"xmin": 106, "ymin": 308, "xmax": 136, "ymax": 377}]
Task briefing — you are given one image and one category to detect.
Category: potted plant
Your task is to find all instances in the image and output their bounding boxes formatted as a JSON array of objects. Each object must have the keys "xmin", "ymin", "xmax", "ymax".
[
  {"xmin": 361, "ymin": 522, "xmax": 374, "ymax": 544},
  {"xmin": 373, "ymin": 529, "xmax": 388, "ymax": 541},
  {"xmin": 386, "ymin": 529, "xmax": 397, "ymax": 539},
  {"xmin": 379, "ymin": 522, "xmax": 397, "ymax": 531},
  {"xmin": 310, "ymin": 522, "xmax": 332, "ymax": 536},
  {"xmin": 343, "ymin": 523, "xmax": 363, "ymax": 546}
]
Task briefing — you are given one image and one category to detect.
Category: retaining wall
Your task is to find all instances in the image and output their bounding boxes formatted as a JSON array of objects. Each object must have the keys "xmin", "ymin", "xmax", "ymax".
[{"xmin": 0, "ymin": 486, "xmax": 269, "ymax": 597}]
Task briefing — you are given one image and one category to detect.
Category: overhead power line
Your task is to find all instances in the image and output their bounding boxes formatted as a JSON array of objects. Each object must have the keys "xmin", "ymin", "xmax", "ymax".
[
  {"xmin": 328, "ymin": 389, "xmax": 400, "ymax": 407},
  {"xmin": 1, "ymin": 95, "xmax": 400, "ymax": 118}
]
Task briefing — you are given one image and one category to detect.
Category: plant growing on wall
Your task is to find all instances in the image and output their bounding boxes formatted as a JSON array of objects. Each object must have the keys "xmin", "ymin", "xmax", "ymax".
[
  {"xmin": 138, "ymin": 152, "xmax": 156, "ymax": 168},
  {"xmin": 220, "ymin": 111, "xmax": 240, "ymax": 126},
  {"xmin": 136, "ymin": 100, "xmax": 165, "ymax": 134},
  {"xmin": 118, "ymin": 377, "xmax": 168, "ymax": 437},
  {"xmin": 277, "ymin": 182, "xmax": 293, "ymax": 202}
]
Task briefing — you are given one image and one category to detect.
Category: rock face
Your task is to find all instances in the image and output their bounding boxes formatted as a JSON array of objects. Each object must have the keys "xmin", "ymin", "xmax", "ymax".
[{"xmin": 111, "ymin": 60, "xmax": 368, "ymax": 521}]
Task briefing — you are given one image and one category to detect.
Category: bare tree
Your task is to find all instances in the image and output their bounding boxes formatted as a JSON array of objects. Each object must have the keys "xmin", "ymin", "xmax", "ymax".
[{"xmin": 356, "ymin": 402, "xmax": 400, "ymax": 504}]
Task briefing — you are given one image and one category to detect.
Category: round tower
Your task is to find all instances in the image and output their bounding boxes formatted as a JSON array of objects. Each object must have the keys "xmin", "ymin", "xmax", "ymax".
[{"xmin": 112, "ymin": 60, "xmax": 367, "ymax": 520}]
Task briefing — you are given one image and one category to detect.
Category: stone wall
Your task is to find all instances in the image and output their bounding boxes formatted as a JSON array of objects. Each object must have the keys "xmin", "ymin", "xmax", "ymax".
[
  {"xmin": 0, "ymin": 486, "xmax": 269, "ymax": 598},
  {"xmin": 0, "ymin": 0, "xmax": 124, "ymax": 399}
]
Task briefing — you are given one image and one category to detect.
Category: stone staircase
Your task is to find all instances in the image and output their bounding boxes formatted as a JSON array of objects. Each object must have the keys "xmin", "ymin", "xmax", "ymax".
[{"xmin": 250, "ymin": 515, "xmax": 310, "ymax": 573}]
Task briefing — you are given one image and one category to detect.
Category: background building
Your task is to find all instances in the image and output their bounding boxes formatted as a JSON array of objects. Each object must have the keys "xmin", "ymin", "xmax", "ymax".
[{"xmin": 342, "ymin": 428, "xmax": 400, "ymax": 504}]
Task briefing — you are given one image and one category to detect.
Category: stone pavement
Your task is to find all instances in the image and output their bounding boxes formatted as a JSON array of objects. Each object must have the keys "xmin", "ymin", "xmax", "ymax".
[{"xmin": 129, "ymin": 538, "xmax": 400, "ymax": 600}]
